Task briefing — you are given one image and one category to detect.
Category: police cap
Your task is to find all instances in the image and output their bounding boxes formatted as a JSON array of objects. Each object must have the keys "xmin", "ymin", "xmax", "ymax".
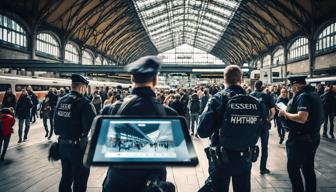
[
  {"xmin": 125, "ymin": 56, "xmax": 161, "ymax": 82},
  {"xmin": 71, "ymin": 74, "xmax": 89, "ymax": 85},
  {"xmin": 287, "ymin": 75, "xmax": 307, "ymax": 85}
]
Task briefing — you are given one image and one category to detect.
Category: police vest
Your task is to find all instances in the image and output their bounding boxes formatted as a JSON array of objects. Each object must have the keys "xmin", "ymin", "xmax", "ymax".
[
  {"xmin": 218, "ymin": 92, "xmax": 264, "ymax": 151},
  {"xmin": 54, "ymin": 94, "xmax": 84, "ymax": 138},
  {"xmin": 286, "ymin": 91, "xmax": 324, "ymax": 135}
]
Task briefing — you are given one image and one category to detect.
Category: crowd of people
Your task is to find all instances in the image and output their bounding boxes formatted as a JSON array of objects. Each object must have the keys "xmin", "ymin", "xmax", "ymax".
[{"xmin": 0, "ymin": 56, "xmax": 335, "ymax": 192}]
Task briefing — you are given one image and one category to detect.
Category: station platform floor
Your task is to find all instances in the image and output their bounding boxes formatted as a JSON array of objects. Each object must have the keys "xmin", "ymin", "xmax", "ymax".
[{"xmin": 0, "ymin": 119, "xmax": 335, "ymax": 192}]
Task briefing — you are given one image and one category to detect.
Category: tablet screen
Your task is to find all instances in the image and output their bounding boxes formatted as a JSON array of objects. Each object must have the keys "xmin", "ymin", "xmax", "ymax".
[{"xmin": 91, "ymin": 117, "xmax": 196, "ymax": 165}]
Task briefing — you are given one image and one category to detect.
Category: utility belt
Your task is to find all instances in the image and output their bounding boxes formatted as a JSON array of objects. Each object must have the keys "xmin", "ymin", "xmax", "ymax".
[
  {"xmin": 204, "ymin": 145, "xmax": 259, "ymax": 165},
  {"xmin": 58, "ymin": 137, "xmax": 88, "ymax": 150},
  {"xmin": 290, "ymin": 132, "xmax": 319, "ymax": 142}
]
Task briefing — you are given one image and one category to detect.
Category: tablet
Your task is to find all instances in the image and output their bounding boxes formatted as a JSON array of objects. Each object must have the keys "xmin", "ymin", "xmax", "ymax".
[
  {"xmin": 276, "ymin": 102, "xmax": 287, "ymax": 111},
  {"xmin": 84, "ymin": 116, "xmax": 198, "ymax": 167}
]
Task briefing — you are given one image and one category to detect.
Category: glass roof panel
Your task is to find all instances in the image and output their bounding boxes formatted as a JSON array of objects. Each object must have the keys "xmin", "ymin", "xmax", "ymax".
[{"xmin": 133, "ymin": 0, "xmax": 241, "ymax": 53}]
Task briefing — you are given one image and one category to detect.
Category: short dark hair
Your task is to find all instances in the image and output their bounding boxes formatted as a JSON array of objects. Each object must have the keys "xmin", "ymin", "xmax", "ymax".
[
  {"xmin": 71, "ymin": 83, "xmax": 86, "ymax": 90},
  {"xmin": 223, "ymin": 65, "xmax": 242, "ymax": 85}
]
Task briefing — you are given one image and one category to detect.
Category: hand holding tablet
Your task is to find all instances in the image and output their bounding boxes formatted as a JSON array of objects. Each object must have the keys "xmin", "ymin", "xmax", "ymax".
[
  {"xmin": 83, "ymin": 116, "xmax": 198, "ymax": 168},
  {"xmin": 276, "ymin": 102, "xmax": 287, "ymax": 111}
]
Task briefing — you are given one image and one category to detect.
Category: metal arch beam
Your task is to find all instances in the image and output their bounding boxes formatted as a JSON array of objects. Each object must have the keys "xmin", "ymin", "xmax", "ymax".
[
  {"xmin": 110, "ymin": 33, "xmax": 156, "ymax": 58},
  {"xmin": 215, "ymin": 32, "xmax": 253, "ymax": 59},
  {"xmin": 267, "ymin": 0, "xmax": 306, "ymax": 31},
  {"xmin": 213, "ymin": 42, "xmax": 244, "ymax": 63},
  {"xmin": 67, "ymin": 0, "xmax": 115, "ymax": 34},
  {"xmin": 213, "ymin": 48, "xmax": 240, "ymax": 64},
  {"xmin": 102, "ymin": 23, "xmax": 139, "ymax": 51},
  {"xmin": 216, "ymin": 38, "xmax": 248, "ymax": 60},
  {"xmin": 253, "ymin": 0, "xmax": 293, "ymax": 43},
  {"xmin": 90, "ymin": 9, "xmax": 133, "ymax": 48},
  {"xmin": 103, "ymin": 27, "xmax": 152, "ymax": 58},
  {"xmin": 229, "ymin": 17, "xmax": 270, "ymax": 48},
  {"xmin": 224, "ymin": 26, "xmax": 264, "ymax": 52},
  {"xmin": 228, "ymin": 27, "xmax": 263, "ymax": 53},
  {"xmin": 288, "ymin": 0, "xmax": 312, "ymax": 21},
  {"xmin": 239, "ymin": 8, "xmax": 282, "ymax": 44},
  {"xmin": 80, "ymin": 5, "xmax": 126, "ymax": 44},
  {"xmin": 107, "ymin": 31, "xmax": 149, "ymax": 61},
  {"xmin": 36, "ymin": 0, "xmax": 65, "ymax": 26},
  {"xmin": 223, "ymin": 30, "xmax": 256, "ymax": 57}
]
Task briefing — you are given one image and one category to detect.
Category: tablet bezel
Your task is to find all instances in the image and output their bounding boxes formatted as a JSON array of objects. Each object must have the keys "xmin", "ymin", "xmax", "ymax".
[{"xmin": 83, "ymin": 115, "xmax": 199, "ymax": 167}]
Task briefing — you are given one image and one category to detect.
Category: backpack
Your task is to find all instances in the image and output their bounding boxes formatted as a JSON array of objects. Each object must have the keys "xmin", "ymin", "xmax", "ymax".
[{"xmin": 217, "ymin": 92, "xmax": 264, "ymax": 151}]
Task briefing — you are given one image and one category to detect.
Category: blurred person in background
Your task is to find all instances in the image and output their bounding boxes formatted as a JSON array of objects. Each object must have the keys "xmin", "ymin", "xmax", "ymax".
[
  {"xmin": 27, "ymin": 86, "xmax": 38, "ymax": 123},
  {"xmin": 276, "ymin": 88, "xmax": 289, "ymax": 144},
  {"xmin": 1, "ymin": 89, "xmax": 17, "ymax": 109},
  {"xmin": 16, "ymin": 89, "xmax": 33, "ymax": 143},
  {"xmin": 92, "ymin": 91, "xmax": 103, "ymax": 114},
  {"xmin": 189, "ymin": 92, "xmax": 201, "ymax": 137}
]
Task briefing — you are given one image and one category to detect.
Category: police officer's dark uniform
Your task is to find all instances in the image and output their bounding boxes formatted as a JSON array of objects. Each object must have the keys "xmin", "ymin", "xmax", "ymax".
[
  {"xmin": 281, "ymin": 75, "xmax": 324, "ymax": 192},
  {"xmin": 54, "ymin": 74, "xmax": 96, "ymax": 192},
  {"xmin": 251, "ymin": 80, "xmax": 275, "ymax": 174},
  {"xmin": 197, "ymin": 82, "xmax": 265, "ymax": 192},
  {"xmin": 101, "ymin": 56, "xmax": 177, "ymax": 192}
]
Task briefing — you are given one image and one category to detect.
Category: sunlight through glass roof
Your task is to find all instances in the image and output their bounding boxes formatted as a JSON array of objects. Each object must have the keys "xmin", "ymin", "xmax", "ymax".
[{"xmin": 133, "ymin": 0, "xmax": 241, "ymax": 53}]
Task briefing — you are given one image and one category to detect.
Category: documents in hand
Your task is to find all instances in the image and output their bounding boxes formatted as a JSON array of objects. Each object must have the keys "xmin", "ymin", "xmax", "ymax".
[{"xmin": 276, "ymin": 102, "xmax": 287, "ymax": 111}]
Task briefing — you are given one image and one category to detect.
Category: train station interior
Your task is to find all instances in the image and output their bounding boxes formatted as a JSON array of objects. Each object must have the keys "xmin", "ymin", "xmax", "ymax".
[{"xmin": 0, "ymin": 0, "xmax": 336, "ymax": 191}]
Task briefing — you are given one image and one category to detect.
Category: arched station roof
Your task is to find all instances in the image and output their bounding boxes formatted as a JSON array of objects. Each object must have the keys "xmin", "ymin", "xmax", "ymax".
[{"xmin": 1, "ymin": 0, "xmax": 336, "ymax": 65}]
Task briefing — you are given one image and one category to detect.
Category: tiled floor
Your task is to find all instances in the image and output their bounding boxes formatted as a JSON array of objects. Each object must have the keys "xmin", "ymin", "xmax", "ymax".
[{"xmin": 0, "ymin": 119, "xmax": 335, "ymax": 192}]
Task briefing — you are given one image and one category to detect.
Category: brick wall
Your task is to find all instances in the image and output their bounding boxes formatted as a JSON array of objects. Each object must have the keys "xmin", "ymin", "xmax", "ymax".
[
  {"xmin": 287, "ymin": 59, "xmax": 309, "ymax": 74},
  {"xmin": 0, "ymin": 47, "xmax": 29, "ymax": 59},
  {"xmin": 315, "ymin": 52, "xmax": 336, "ymax": 69}
]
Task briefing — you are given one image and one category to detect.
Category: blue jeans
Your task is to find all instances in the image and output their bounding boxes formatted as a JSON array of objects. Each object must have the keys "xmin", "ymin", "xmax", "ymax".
[
  {"xmin": 18, "ymin": 118, "xmax": 30, "ymax": 140},
  {"xmin": 190, "ymin": 113, "xmax": 199, "ymax": 134},
  {"xmin": 260, "ymin": 127, "xmax": 269, "ymax": 171},
  {"xmin": 276, "ymin": 117, "xmax": 286, "ymax": 139},
  {"xmin": 42, "ymin": 117, "xmax": 54, "ymax": 137},
  {"xmin": 0, "ymin": 135, "xmax": 11, "ymax": 158}
]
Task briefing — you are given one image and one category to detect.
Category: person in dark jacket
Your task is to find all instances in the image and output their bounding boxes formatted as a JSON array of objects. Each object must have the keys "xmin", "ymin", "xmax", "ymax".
[
  {"xmin": 2, "ymin": 89, "xmax": 17, "ymax": 109},
  {"xmin": 102, "ymin": 56, "xmax": 177, "ymax": 192},
  {"xmin": 201, "ymin": 89, "xmax": 210, "ymax": 113},
  {"xmin": 27, "ymin": 86, "xmax": 38, "ymax": 123},
  {"xmin": 16, "ymin": 89, "xmax": 33, "ymax": 143},
  {"xmin": 46, "ymin": 88, "xmax": 58, "ymax": 139},
  {"xmin": 92, "ymin": 91, "xmax": 102, "ymax": 114},
  {"xmin": 189, "ymin": 93, "xmax": 201, "ymax": 136},
  {"xmin": 321, "ymin": 83, "xmax": 336, "ymax": 138},
  {"xmin": 54, "ymin": 74, "xmax": 96, "ymax": 192},
  {"xmin": 40, "ymin": 95, "xmax": 52, "ymax": 138},
  {"xmin": 251, "ymin": 81, "xmax": 275, "ymax": 175},
  {"xmin": 278, "ymin": 75, "xmax": 324, "ymax": 192},
  {"xmin": 170, "ymin": 94, "xmax": 185, "ymax": 116},
  {"xmin": 276, "ymin": 88, "xmax": 289, "ymax": 144}
]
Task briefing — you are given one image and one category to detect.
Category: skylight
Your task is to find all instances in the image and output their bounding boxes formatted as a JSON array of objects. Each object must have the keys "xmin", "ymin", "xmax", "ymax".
[{"xmin": 133, "ymin": 0, "xmax": 241, "ymax": 53}]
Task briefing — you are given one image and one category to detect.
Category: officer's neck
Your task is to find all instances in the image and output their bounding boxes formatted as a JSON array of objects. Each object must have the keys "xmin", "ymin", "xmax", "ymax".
[{"xmin": 133, "ymin": 83, "xmax": 155, "ymax": 92}]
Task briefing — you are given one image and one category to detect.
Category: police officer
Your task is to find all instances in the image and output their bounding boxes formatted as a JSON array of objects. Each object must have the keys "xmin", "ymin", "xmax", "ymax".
[
  {"xmin": 251, "ymin": 80, "xmax": 275, "ymax": 174},
  {"xmin": 102, "ymin": 56, "xmax": 177, "ymax": 192},
  {"xmin": 197, "ymin": 65, "xmax": 265, "ymax": 192},
  {"xmin": 54, "ymin": 74, "xmax": 96, "ymax": 192},
  {"xmin": 278, "ymin": 75, "xmax": 324, "ymax": 192}
]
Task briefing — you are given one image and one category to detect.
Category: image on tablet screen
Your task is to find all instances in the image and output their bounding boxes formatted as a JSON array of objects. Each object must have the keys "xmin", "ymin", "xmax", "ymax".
[{"xmin": 93, "ymin": 119, "xmax": 191, "ymax": 163}]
